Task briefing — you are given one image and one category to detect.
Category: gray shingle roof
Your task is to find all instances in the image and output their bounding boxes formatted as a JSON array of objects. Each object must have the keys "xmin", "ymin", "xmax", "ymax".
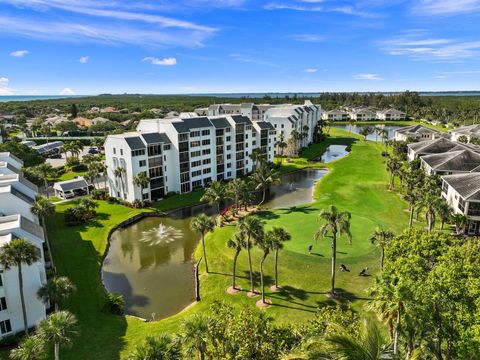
[
  {"xmin": 124, "ymin": 136, "xmax": 145, "ymax": 150},
  {"xmin": 172, "ymin": 117, "xmax": 213, "ymax": 133},
  {"xmin": 141, "ymin": 132, "xmax": 171, "ymax": 145},
  {"xmin": 230, "ymin": 115, "xmax": 252, "ymax": 124},
  {"xmin": 442, "ymin": 173, "xmax": 480, "ymax": 200},
  {"xmin": 422, "ymin": 150, "xmax": 480, "ymax": 172},
  {"xmin": 210, "ymin": 117, "xmax": 231, "ymax": 129},
  {"xmin": 408, "ymin": 138, "xmax": 457, "ymax": 154},
  {"xmin": 54, "ymin": 178, "xmax": 89, "ymax": 192},
  {"xmin": 254, "ymin": 121, "xmax": 275, "ymax": 130}
]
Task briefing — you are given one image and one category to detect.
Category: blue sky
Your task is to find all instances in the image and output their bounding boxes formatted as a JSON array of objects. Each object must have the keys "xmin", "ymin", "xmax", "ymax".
[{"xmin": 1, "ymin": 0, "xmax": 480, "ymax": 95}]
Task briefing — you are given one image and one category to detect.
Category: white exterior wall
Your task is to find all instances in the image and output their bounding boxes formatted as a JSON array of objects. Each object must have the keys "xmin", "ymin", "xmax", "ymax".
[
  {"xmin": 0, "ymin": 192, "xmax": 37, "ymax": 223},
  {"xmin": 0, "ymin": 154, "xmax": 22, "ymax": 170}
]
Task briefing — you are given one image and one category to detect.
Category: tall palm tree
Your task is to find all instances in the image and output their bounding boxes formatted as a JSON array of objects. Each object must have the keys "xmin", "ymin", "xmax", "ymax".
[
  {"xmin": 190, "ymin": 214, "xmax": 216, "ymax": 273},
  {"xmin": 33, "ymin": 163, "xmax": 56, "ymax": 198},
  {"xmin": 226, "ymin": 233, "xmax": 246, "ymax": 291},
  {"xmin": 226, "ymin": 178, "xmax": 245, "ymax": 210},
  {"xmin": 369, "ymin": 228, "xmax": 394, "ymax": 270},
  {"xmin": 249, "ymin": 148, "xmax": 266, "ymax": 170},
  {"xmin": 128, "ymin": 334, "xmax": 182, "ymax": 360},
  {"xmin": 132, "ymin": 172, "xmax": 150, "ymax": 202},
  {"xmin": 181, "ymin": 314, "xmax": 209, "ymax": 360},
  {"xmin": 314, "ymin": 206, "xmax": 352, "ymax": 296},
  {"xmin": 325, "ymin": 319, "xmax": 393, "ymax": 360},
  {"xmin": 290, "ymin": 129, "xmax": 300, "ymax": 156},
  {"xmin": 9, "ymin": 335, "xmax": 46, "ymax": 360},
  {"xmin": 201, "ymin": 181, "xmax": 225, "ymax": 214},
  {"xmin": 256, "ymin": 230, "xmax": 272, "ymax": 304},
  {"xmin": 37, "ymin": 276, "xmax": 76, "ymax": 311},
  {"xmin": 238, "ymin": 216, "xmax": 264, "ymax": 294},
  {"xmin": 269, "ymin": 227, "xmax": 291, "ymax": 289},
  {"xmin": 251, "ymin": 165, "xmax": 280, "ymax": 205},
  {"xmin": 276, "ymin": 133, "xmax": 287, "ymax": 163},
  {"xmin": 31, "ymin": 196, "xmax": 55, "ymax": 269},
  {"xmin": 435, "ymin": 201, "xmax": 452, "ymax": 230},
  {"xmin": 451, "ymin": 213, "xmax": 468, "ymax": 235},
  {"xmin": 114, "ymin": 167, "xmax": 126, "ymax": 199},
  {"xmin": 37, "ymin": 311, "xmax": 77, "ymax": 360},
  {"xmin": 420, "ymin": 192, "xmax": 441, "ymax": 232},
  {"xmin": 0, "ymin": 239, "xmax": 40, "ymax": 334},
  {"xmin": 386, "ymin": 157, "xmax": 402, "ymax": 190},
  {"xmin": 83, "ymin": 171, "xmax": 96, "ymax": 194},
  {"xmin": 368, "ymin": 277, "xmax": 405, "ymax": 357}
]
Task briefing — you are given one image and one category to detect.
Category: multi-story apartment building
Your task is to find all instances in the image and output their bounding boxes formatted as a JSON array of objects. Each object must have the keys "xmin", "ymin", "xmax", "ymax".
[
  {"xmin": 105, "ymin": 115, "xmax": 276, "ymax": 202},
  {"xmin": 376, "ymin": 108, "xmax": 406, "ymax": 121},
  {"xmin": 348, "ymin": 108, "xmax": 376, "ymax": 121},
  {"xmin": 205, "ymin": 103, "xmax": 276, "ymax": 121},
  {"xmin": 321, "ymin": 109, "xmax": 349, "ymax": 121},
  {"xmin": 0, "ymin": 153, "xmax": 47, "ymax": 338},
  {"xmin": 441, "ymin": 173, "xmax": 480, "ymax": 235},
  {"xmin": 263, "ymin": 101, "xmax": 321, "ymax": 149}
]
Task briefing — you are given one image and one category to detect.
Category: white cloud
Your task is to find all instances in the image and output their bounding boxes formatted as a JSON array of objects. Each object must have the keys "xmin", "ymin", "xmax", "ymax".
[
  {"xmin": 142, "ymin": 57, "xmax": 177, "ymax": 66},
  {"xmin": 229, "ymin": 54, "xmax": 278, "ymax": 67},
  {"xmin": 59, "ymin": 87, "xmax": 75, "ymax": 95},
  {"xmin": 379, "ymin": 35, "xmax": 480, "ymax": 61},
  {"xmin": 354, "ymin": 73, "xmax": 383, "ymax": 80},
  {"xmin": 305, "ymin": 68, "xmax": 318, "ymax": 73},
  {"xmin": 414, "ymin": 0, "xmax": 480, "ymax": 15},
  {"xmin": 79, "ymin": 56, "xmax": 89, "ymax": 64},
  {"xmin": 264, "ymin": 2, "xmax": 380, "ymax": 17},
  {"xmin": 9, "ymin": 50, "xmax": 28, "ymax": 57},
  {"xmin": 0, "ymin": 15, "xmax": 212, "ymax": 47},
  {"xmin": 0, "ymin": 77, "xmax": 15, "ymax": 95},
  {"xmin": 289, "ymin": 34, "xmax": 326, "ymax": 42}
]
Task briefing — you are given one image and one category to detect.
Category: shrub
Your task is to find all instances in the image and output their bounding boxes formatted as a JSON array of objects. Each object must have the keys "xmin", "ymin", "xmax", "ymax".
[
  {"xmin": 91, "ymin": 189, "xmax": 108, "ymax": 200},
  {"xmin": 104, "ymin": 293, "xmax": 125, "ymax": 315}
]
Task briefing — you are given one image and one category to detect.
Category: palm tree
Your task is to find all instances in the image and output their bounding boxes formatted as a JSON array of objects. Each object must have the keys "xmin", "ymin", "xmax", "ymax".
[
  {"xmin": 114, "ymin": 167, "xmax": 126, "ymax": 198},
  {"xmin": 290, "ymin": 129, "xmax": 300, "ymax": 156},
  {"xmin": 276, "ymin": 133, "xmax": 287, "ymax": 163},
  {"xmin": 31, "ymin": 196, "xmax": 55, "ymax": 269},
  {"xmin": 269, "ymin": 227, "xmax": 291, "ymax": 289},
  {"xmin": 249, "ymin": 148, "xmax": 266, "ymax": 170},
  {"xmin": 201, "ymin": 181, "xmax": 225, "ymax": 214},
  {"xmin": 325, "ymin": 319, "xmax": 393, "ymax": 360},
  {"xmin": 226, "ymin": 233, "xmax": 246, "ymax": 291},
  {"xmin": 128, "ymin": 334, "xmax": 182, "ymax": 360},
  {"xmin": 226, "ymin": 178, "xmax": 245, "ymax": 210},
  {"xmin": 190, "ymin": 214, "xmax": 215, "ymax": 273},
  {"xmin": 83, "ymin": 171, "xmax": 96, "ymax": 193},
  {"xmin": 238, "ymin": 216, "xmax": 264, "ymax": 294},
  {"xmin": 420, "ymin": 192, "xmax": 441, "ymax": 232},
  {"xmin": 132, "ymin": 172, "xmax": 150, "ymax": 202},
  {"xmin": 435, "ymin": 201, "xmax": 452, "ymax": 230},
  {"xmin": 314, "ymin": 206, "xmax": 352, "ymax": 296},
  {"xmin": 181, "ymin": 314, "xmax": 209, "ymax": 360},
  {"xmin": 256, "ymin": 230, "xmax": 272, "ymax": 304},
  {"xmin": 451, "ymin": 213, "xmax": 468, "ymax": 235},
  {"xmin": 9, "ymin": 335, "xmax": 46, "ymax": 360},
  {"xmin": 369, "ymin": 228, "xmax": 394, "ymax": 270},
  {"xmin": 33, "ymin": 163, "xmax": 56, "ymax": 198},
  {"xmin": 37, "ymin": 311, "xmax": 77, "ymax": 360},
  {"xmin": 251, "ymin": 165, "xmax": 280, "ymax": 205},
  {"xmin": 386, "ymin": 157, "xmax": 402, "ymax": 190},
  {"xmin": 69, "ymin": 141, "xmax": 82, "ymax": 159},
  {"xmin": 37, "ymin": 276, "xmax": 76, "ymax": 311},
  {"xmin": 0, "ymin": 239, "xmax": 40, "ymax": 334}
]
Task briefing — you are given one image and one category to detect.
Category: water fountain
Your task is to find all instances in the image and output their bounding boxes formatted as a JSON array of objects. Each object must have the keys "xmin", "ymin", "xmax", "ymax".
[{"xmin": 139, "ymin": 222, "xmax": 183, "ymax": 246}]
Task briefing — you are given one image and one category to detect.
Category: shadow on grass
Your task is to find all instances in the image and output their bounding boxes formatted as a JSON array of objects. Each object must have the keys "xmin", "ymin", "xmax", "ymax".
[
  {"xmin": 255, "ymin": 211, "xmax": 280, "ymax": 221},
  {"xmin": 279, "ymin": 205, "xmax": 317, "ymax": 215}
]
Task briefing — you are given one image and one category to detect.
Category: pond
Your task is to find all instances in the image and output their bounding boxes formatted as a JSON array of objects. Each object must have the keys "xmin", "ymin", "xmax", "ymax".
[
  {"xmin": 314, "ymin": 145, "xmax": 349, "ymax": 163},
  {"xmin": 101, "ymin": 168, "xmax": 327, "ymax": 320},
  {"xmin": 333, "ymin": 124, "xmax": 402, "ymax": 142}
]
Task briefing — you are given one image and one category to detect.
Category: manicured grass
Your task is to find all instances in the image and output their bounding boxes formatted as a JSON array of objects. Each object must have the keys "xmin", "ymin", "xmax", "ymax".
[
  {"xmin": 54, "ymin": 170, "xmax": 87, "ymax": 182},
  {"xmin": 40, "ymin": 128, "xmax": 409, "ymax": 359},
  {"xmin": 150, "ymin": 189, "xmax": 205, "ymax": 212}
]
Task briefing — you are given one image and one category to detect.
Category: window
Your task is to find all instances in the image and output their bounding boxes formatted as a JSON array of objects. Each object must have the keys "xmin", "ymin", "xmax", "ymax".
[
  {"xmin": 113, "ymin": 148, "xmax": 116, "ymax": 154},
  {"xmin": 226, "ymin": 145, "xmax": 231, "ymax": 151},
  {"xmin": 132, "ymin": 149, "xmax": 145, "ymax": 157},
  {"xmin": 202, "ymin": 149, "xmax": 211, "ymax": 155},
  {"xmin": 202, "ymin": 139, "xmax": 211, "ymax": 146},
  {"xmin": 190, "ymin": 131, "xmax": 200, "ymax": 137},
  {"xmin": 149, "ymin": 167, "xmax": 163, "ymax": 178},
  {"xmin": 202, "ymin": 129, "xmax": 210, "ymax": 136},
  {"xmin": 191, "ymin": 160, "xmax": 202, "ymax": 167},
  {"xmin": 226, "ymin": 136, "xmax": 231, "ymax": 142},
  {"xmin": 226, "ymin": 128, "xmax": 231, "ymax": 132},
  {"xmin": 227, "ymin": 163, "xmax": 232, "ymax": 168},
  {"xmin": 120, "ymin": 149, "xmax": 123, "ymax": 155},
  {"xmin": 203, "ymin": 168, "xmax": 211, "ymax": 174},
  {"xmin": 227, "ymin": 154, "xmax": 231, "ymax": 160},
  {"xmin": 180, "ymin": 173, "xmax": 190, "ymax": 182},
  {"xmin": 246, "ymin": 125, "xmax": 252, "ymax": 130},
  {"xmin": 164, "ymin": 144, "xmax": 171, "ymax": 150},
  {"xmin": 0, "ymin": 297, "xmax": 6, "ymax": 311},
  {"xmin": 459, "ymin": 197, "xmax": 466, "ymax": 212},
  {"xmin": 179, "ymin": 133, "xmax": 189, "ymax": 142},
  {"xmin": 139, "ymin": 160, "xmax": 146, "ymax": 167},
  {"xmin": 281, "ymin": 124, "xmax": 284, "ymax": 128},
  {"xmin": 191, "ymin": 141, "xmax": 201, "ymax": 148},
  {"xmin": 227, "ymin": 171, "xmax": 232, "ymax": 177},
  {"xmin": 202, "ymin": 159, "xmax": 211, "ymax": 165},
  {"xmin": 252, "ymin": 141, "xmax": 256, "ymax": 146},
  {"xmin": 192, "ymin": 170, "xmax": 202, "ymax": 177},
  {"xmin": 191, "ymin": 151, "xmax": 201, "ymax": 158},
  {"xmin": 148, "ymin": 145, "xmax": 161, "ymax": 156},
  {"xmin": 0, "ymin": 271, "xmax": 3, "ymax": 287},
  {"xmin": 0, "ymin": 320, "xmax": 11, "ymax": 334},
  {"xmin": 192, "ymin": 180, "xmax": 202, "ymax": 188}
]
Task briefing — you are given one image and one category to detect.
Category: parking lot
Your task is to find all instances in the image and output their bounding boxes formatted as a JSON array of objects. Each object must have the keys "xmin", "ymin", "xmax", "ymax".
[{"xmin": 46, "ymin": 147, "xmax": 99, "ymax": 167}]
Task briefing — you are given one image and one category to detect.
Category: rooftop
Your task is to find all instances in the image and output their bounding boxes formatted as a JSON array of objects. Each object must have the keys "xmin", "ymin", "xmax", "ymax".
[{"xmin": 442, "ymin": 173, "xmax": 480, "ymax": 201}]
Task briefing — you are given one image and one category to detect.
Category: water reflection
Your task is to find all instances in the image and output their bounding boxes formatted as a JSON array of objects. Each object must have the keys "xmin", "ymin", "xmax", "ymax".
[
  {"xmin": 318, "ymin": 145, "xmax": 349, "ymax": 163},
  {"xmin": 102, "ymin": 169, "xmax": 327, "ymax": 320},
  {"xmin": 333, "ymin": 124, "xmax": 401, "ymax": 142}
]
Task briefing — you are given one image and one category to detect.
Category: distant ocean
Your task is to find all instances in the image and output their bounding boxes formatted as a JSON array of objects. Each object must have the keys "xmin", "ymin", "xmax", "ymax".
[{"xmin": 1, "ymin": 91, "xmax": 480, "ymax": 103}]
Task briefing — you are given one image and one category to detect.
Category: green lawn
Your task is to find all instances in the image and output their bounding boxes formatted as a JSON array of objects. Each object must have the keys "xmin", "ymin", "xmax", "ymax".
[
  {"xmin": 41, "ymin": 128, "xmax": 409, "ymax": 359},
  {"xmin": 54, "ymin": 170, "xmax": 87, "ymax": 182}
]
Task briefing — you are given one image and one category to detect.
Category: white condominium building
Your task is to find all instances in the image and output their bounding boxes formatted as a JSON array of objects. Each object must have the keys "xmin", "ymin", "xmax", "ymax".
[
  {"xmin": 264, "ymin": 101, "xmax": 321, "ymax": 148},
  {"xmin": 205, "ymin": 103, "xmax": 276, "ymax": 121},
  {"xmin": 322, "ymin": 109, "xmax": 349, "ymax": 121},
  {"xmin": 105, "ymin": 115, "xmax": 276, "ymax": 203},
  {"xmin": 0, "ymin": 153, "xmax": 47, "ymax": 338}
]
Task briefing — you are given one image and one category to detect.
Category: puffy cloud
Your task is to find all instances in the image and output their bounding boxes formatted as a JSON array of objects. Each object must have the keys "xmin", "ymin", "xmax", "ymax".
[
  {"xmin": 9, "ymin": 50, "xmax": 28, "ymax": 57},
  {"xmin": 305, "ymin": 68, "xmax": 318, "ymax": 73},
  {"xmin": 354, "ymin": 73, "xmax": 383, "ymax": 80},
  {"xmin": 79, "ymin": 56, "xmax": 89, "ymax": 64},
  {"xmin": 0, "ymin": 77, "xmax": 15, "ymax": 95},
  {"xmin": 59, "ymin": 87, "xmax": 75, "ymax": 95},
  {"xmin": 141, "ymin": 57, "xmax": 177, "ymax": 66}
]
